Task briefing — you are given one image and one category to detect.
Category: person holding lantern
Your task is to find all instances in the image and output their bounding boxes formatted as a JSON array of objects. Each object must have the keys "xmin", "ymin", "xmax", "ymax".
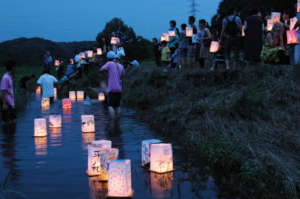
[
  {"xmin": 168, "ymin": 20, "xmax": 180, "ymax": 55},
  {"xmin": 179, "ymin": 24, "xmax": 188, "ymax": 67},
  {"xmin": 197, "ymin": 19, "xmax": 212, "ymax": 68}
]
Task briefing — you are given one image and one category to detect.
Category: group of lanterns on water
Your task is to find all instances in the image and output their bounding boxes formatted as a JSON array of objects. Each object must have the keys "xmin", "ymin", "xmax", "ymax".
[{"xmin": 34, "ymin": 87, "xmax": 174, "ymax": 198}]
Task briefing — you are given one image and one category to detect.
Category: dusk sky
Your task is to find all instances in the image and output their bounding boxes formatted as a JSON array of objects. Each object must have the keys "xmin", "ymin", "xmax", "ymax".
[{"xmin": 0, "ymin": 0, "xmax": 221, "ymax": 42}]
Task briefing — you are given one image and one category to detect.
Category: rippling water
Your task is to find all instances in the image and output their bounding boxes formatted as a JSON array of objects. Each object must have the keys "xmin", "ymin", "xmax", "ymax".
[{"xmin": 0, "ymin": 96, "xmax": 218, "ymax": 199}]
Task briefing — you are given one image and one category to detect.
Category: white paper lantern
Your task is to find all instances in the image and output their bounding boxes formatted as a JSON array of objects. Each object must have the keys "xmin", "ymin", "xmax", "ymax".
[
  {"xmin": 186, "ymin": 27, "xmax": 193, "ymax": 37},
  {"xmin": 41, "ymin": 98, "xmax": 50, "ymax": 110},
  {"xmin": 87, "ymin": 50, "xmax": 94, "ymax": 58},
  {"xmin": 76, "ymin": 91, "xmax": 85, "ymax": 101},
  {"xmin": 36, "ymin": 86, "xmax": 41, "ymax": 95},
  {"xmin": 150, "ymin": 143, "xmax": 173, "ymax": 173},
  {"xmin": 111, "ymin": 37, "xmax": 120, "ymax": 45},
  {"xmin": 81, "ymin": 115, "xmax": 95, "ymax": 133},
  {"xmin": 290, "ymin": 17, "xmax": 298, "ymax": 30},
  {"xmin": 54, "ymin": 60, "xmax": 60, "ymax": 67},
  {"xmin": 108, "ymin": 160, "xmax": 133, "ymax": 198},
  {"xmin": 98, "ymin": 92, "xmax": 105, "ymax": 102},
  {"xmin": 34, "ymin": 137, "xmax": 47, "ymax": 156},
  {"xmin": 62, "ymin": 98, "xmax": 72, "ymax": 109},
  {"xmin": 34, "ymin": 118, "xmax": 47, "ymax": 137},
  {"xmin": 141, "ymin": 139, "xmax": 161, "ymax": 167},
  {"xmin": 53, "ymin": 88, "xmax": 57, "ymax": 100},
  {"xmin": 69, "ymin": 91, "xmax": 76, "ymax": 101},
  {"xmin": 287, "ymin": 30, "xmax": 299, "ymax": 44},
  {"xmin": 49, "ymin": 115, "xmax": 62, "ymax": 128},
  {"xmin": 151, "ymin": 172, "xmax": 173, "ymax": 198},
  {"xmin": 160, "ymin": 33, "xmax": 170, "ymax": 42},
  {"xmin": 271, "ymin": 12, "xmax": 281, "ymax": 23},
  {"xmin": 209, "ymin": 41, "xmax": 220, "ymax": 53},
  {"xmin": 97, "ymin": 48, "xmax": 103, "ymax": 55},
  {"xmin": 168, "ymin": 30, "xmax": 176, "ymax": 37}
]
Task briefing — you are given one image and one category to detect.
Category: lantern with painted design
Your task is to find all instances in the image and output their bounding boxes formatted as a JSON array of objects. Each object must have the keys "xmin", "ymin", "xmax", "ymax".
[
  {"xmin": 271, "ymin": 12, "xmax": 281, "ymax": 23},
  {"xmin": 150, "ymin": 143, "xmax": 173, "ymax": 173},
  {"xmin": 98, "ymin": 148, "xmax": 119, "ymax": 181},
  {"xmin": 186, "ymin": 27, "xmax": 193, "ymax": 37},
  {"xmin": 76, "ymin": 91, "xmax": 85, "ymax": 101},
  {"xmin": 141, "ymin": 139, "xmax": 161, "ymax": 167},
  {"xmin": 36, "ymin": 86, "xmax": 41, "ymax": 95},
  {"xmin": 209, "ymin": 41, "xmax": 220, "ymax": 53},
  {"xmin": 267, "ymin": 19, "xmax": 274, "ymax": 31},
  {"xmin": 34, "ymin": 118, "xmax": 47, "ymax": 137},
  {"xmin": 41, "ymin": 98, "xmax": 50, "ymax": 109},
  {"xmin": 287, "ymin": 30, "xmax": 299, "ymax": 44},
  {"xmin": 160, "ymin": 33, "xmax": 169, "ymax": 42},
  {"xmin": 62, "ymin": 98, "xmax": 72, "ymax": 109},
  {"xmin": 107, "ymin": 159, "xmax": 133, "ymax": 198},
  {"xmin": 69, "ymin": 91, "xmax": 76, "ymax": 101},
  {"xmin": 111, "ymin": 37, "xmax": 120, "ymax": 45},
  {"xmin": 97, "ymin": 48, "xmax": 103, "ymax": 55},
  {"xmin": 98, "ymin": 92, "xmax": 105, "ymax": 102},
  {"xmin": 81, "ymin": 115, "xmax": 95, "ymax": 133},
  {"xmin": 49, "ymin": 115, "xmax": 62, "ymax": 128}
]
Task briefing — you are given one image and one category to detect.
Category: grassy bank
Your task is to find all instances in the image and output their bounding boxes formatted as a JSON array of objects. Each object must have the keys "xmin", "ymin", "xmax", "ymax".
[{"xmin": 122, "ymin": 62, "xmax": 300, "ymax": 199}]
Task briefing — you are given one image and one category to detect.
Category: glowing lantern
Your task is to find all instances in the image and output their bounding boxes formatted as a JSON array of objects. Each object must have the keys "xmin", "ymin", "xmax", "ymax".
[
  {"xmin": 87, "ymin": 50, "xmax": 94, "ymax": 58},
  {"xmin": 69, "ymin": 91, "xmax": 76, "ymax": 101},
  {"xmin": 111, "ymin": 37, "xmax": 120, "ymax": 45},
  {"xmin": 62, "ymin": 98, "xmax": 72, "ymax": 109},
  {"xmin": 151, "ymin": 172, "xmax": 173, "ymax": 198},
  {"xmin": 186, "ymin": 27, "xmax": 193, "ymax": 37},
  {"xmin": 36, "ymin": 86, "xmax": 41, "ymax": 95},
  {"xmin": 150, "ymin": 143, "xmax": 173, "ymax": 173},
  {"xmin": 287, "ymin": 30, "xmax": 299, "ymax": 44},
  {"xmin": 82, "ymin": 133, "xmax": 95, "ymax": 144},
  {"xmin": 107, "ymin": 160, "xmax": 133, "ymax": 198},
  {"xmin": 242, "ymin": 25, "xmax": 245, "ymax": 37},
  {"xmin": 34, "ymin": 118, "xmax": 47, "ymax": 137},
  {"xmin": 70, "ymin": 59, "xmax": 74, "ymax": 65},
  {"xmin": 88, "ymin": 176, "xmax": 108, "ymax": 199},
  {"xmin": 53, "ymin": 88, "xmax": 57, "ymax": 100},
  {"xmin": 271, "ymin": 12, "xmax": 281, "ymax": 23},
  {"xmin": 80, "ymin": 52, "xmax": 86, "ymax": 59},
  {"xmin": 267, "ymin": 19, "xmax": 274, "ymax": 31},
  {"xmin": 81, "ymin": 115, "xmax": 95, "ymax": 133},
  {"xmin": 54, "ymin": 60, "xmax": 60, "ymax": 67},
  {"xmin": 209, "ymin": 41, "xmax": 220, "ymax": 53},
  {"xmin": 97, "ymin": 48, "xmax": 103, "ymax": 55},
  {"xmin": 141, "ymin": 139, "xmax": 161, "ymax": 167},
  {"xmin": 168, "ymin": 30, "xmax": 176, "ymax": 37},
  {"xmin": 290, "ymin": 17, "xmax": 298, "ymax": 30},
  {"xmin": 76, "ymin": 91, "xmax": 85, "ymax": 101},
  {"xmin": 49, "ymin": 115, "xmax": 62, "ymax": 128},
  {"xmin": 298, "ymin": 0, "xmax": 300, "ymax": 13},
  {"xmin": 49, "ymin": 128, "xmax": 62, "ymax": 143},
  {"xmin": 98, "ymin": 92, "xmax": 105, "ymax": 102},
  {"xmin": 92, "ymin": 140, "xmax": 112, "ymax": 149},
  {"xmin": 34, "ymin": 137, "xmax": 47, "ymax": 156},
  {"xmin": 160, "ymin": 33, "xmax": 170, "ymax": 42},
  {"xmin": 41, "ymin": 98, "xmax": 50, "ymax": 109}
]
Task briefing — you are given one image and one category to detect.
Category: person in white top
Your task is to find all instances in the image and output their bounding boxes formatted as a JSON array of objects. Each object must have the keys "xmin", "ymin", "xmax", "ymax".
[{"xmin": 37, "ymin": 69, "xmax": 58, "ymax": 103}]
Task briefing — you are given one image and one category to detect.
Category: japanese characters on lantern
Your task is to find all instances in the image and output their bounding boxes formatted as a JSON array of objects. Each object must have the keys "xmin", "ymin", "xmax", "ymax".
[{"xmin": 150, "ymin": 143, "xmax": 174, "ymax": 173}]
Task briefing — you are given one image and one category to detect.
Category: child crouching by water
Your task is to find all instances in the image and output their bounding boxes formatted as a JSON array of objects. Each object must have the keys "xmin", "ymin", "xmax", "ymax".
[{"xmin": 100, "ymin": 51, "xmax": 125, "ymax": 120}]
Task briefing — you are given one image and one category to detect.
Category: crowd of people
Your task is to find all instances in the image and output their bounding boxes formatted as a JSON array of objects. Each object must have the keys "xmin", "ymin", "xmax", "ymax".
[{"xmin": 152, "ymin": 8, "xmax": 300, "ymax": 71}]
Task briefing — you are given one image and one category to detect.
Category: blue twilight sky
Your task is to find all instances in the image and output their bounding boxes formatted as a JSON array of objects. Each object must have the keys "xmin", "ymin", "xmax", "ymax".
[{"xmin": 0, "ymin": 0, "xmax": 221, "ymax": 42}]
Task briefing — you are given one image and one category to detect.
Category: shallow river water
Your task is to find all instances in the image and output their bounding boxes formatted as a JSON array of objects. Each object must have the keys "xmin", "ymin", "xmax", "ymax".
[{"xmin": 0, "ymin": 95, "xmax": 218, "ymax": 199}]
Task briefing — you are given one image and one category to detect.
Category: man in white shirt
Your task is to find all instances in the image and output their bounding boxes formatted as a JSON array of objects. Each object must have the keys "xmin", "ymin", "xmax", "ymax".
[{"xmin": 37, "ymin": 69, "xmax": 58, "ymax": 103}]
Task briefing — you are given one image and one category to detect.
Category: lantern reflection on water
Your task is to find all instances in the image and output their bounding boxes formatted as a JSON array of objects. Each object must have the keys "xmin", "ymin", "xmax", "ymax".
[
  {"xmin": 76, "ymin": 91, "xmax": 85, "ymax": 101},
  {"xmin": 151, "ymin": 172, "xmax": 173, "ymax": 199},
  {"xmin": 41, "ymin": 98, "xmax": 50, "ymax": 109},
  {"xmin": 34, "ymin": 137, "xmax": 47, "ymax": 156},
  {"xmin": 62, "ymin": 98, "xmax": 72, "ymax": 109},
  {"xmin": 150, "ymin": 143, "xmax": 174, "ymax": 173},
  {"xmin": 34, "ymin": 118, "xmax": 47, "ymax": 137},
  {"xmin": 49, "ymin": 115, "xmax": 62, "ymax": 128},
  {"xmin": 82, "ymin": 133, "xmax": 96, "ymax": 144},
  {"xmin": 88, "ymin": 176, "xmax": 108, "ymax": 199},
  {"xmin": 107, "ymin": 160, "xmax": 133, "ymax": 198},
  {"xmin": 141, "ymin": 139, "xmax": 161, "ymax": 167},
  {"xmin": 69, "ymin": 91, "xmax": 76, "ymax": 101},
  {"xmin": 81, "ymin": 115, "xmax": 95, "ymax": 133},
  {"xmin": 98, "ymin": 92, "xmax": 105, "ymax": 102}
]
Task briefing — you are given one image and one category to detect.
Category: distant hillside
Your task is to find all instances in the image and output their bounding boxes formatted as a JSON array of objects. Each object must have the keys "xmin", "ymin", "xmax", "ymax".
[{"xmin": 0, "ymin": 37, "xmax": 96, "ymax": 66}]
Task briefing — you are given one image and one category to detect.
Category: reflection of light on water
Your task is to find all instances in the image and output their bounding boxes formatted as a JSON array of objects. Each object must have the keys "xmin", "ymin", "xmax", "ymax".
[
  {"xmin": 63, "ymin": 109, "xmax": 72, "ymax": 115},
  {"xmin": 34, "ymin": 137, "xmax": 48, "ymax": 156},
  {"xmin": 82, "ymin": 133, "xmax": 95, "ymax": 144},
  {"xmin": 151, "ymin": 172, "xmax": 173, "ymax": 199},
  {"xmin": 49, "ymin": 128, "xmax": 62, "ymax": 147},
  {"xmin": 88, "ymin": 176, "xmax": 108, "ymax": 199}
]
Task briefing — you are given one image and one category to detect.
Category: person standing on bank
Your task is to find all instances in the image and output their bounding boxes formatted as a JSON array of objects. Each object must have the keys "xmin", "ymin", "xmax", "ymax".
[
  {"xmin": 37, "ymin": 69, "xmax": 58, "ymax": 103},
  {"xmin": 100, "ymin": 51, "xmax": 125, "ymax": 120},
  {"xmin": 1, "ymin": 60, "xmax": 17, "ymax": 125}
]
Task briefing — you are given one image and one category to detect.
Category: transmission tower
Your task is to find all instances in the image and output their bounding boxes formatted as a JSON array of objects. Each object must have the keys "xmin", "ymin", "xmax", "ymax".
[{"xmin": 189, "ymin": 0, "xmax": 198, "ymax": 17}]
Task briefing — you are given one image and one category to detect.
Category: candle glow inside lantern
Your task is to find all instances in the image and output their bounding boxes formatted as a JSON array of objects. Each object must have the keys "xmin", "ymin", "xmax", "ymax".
[
  {"xmin": 49, "ymin": 115, "xmax": 62, "ymax": 128},
  {"xmin": 97, "ymin": 48, "xmax": 103, "ymax": 55},
  {"xmin": 271, "ymin": 12, "xmax": 281, "ymax": 23},
  {"xmin": 111, "ymin": 37, "xmax": 120, "ymax": 45},
  {"xmin": 41, "ymin": 98, "xmax": 50, "ymax": 109},
  {"xmin": 62, "ymin": 98, "xmax": 72, "ymax": 109},
  {"xmin": 267, "ymin": 19, "xmax": 274, "ymax": 31},
  {"xmin": 36, "ymin": 86, "xmax": 41, "ymax": 95},
  {"xmin": 98, "ymin": 92, "xmax": 105, "ymax": 102},
  {"xmin": 107, "ymin": 160, "xmax": 133, "ymax": 198},
  {"xmin": 81, "ymin": 115, "xmax": 95, "ymax": 133},
  {"xmin": 34, "ymin": 118, "xmax": 47, "ymax": 137},
  {"xmin": 151, "ymin": 172, "xmax": 173, "ymax": 198},
  {"xmin": 286, "ymin": 30, "xmax": 299, "ymax": 44},
  {"xmin": 87, "ymin": 50, "xmax": 94, "ymax": 58},
  {"xmin": 160, "ymin": 33, "xmax": 170, "ymax": 42},
  {"xmin": 168, "ymin": 30, "xmax": 176, "ymax": 37},
  {"xmin": 141, "ymin": 139, "xmax": 161, "ymax": 167},
  {"xmin": 76, "ymin": 91, "xmax": 85, "ymax": 101},
  {"xmin": 69, "ymin": 91, "xmax": 76, "ymax": 101},
  {"xmin": 186, "ymin": 27, "xmax": 193, "ymax": 37},
  {"xmin": 150, "ymin": 143, "xmax": 174, "ymax": 173},
  {"xmin": 209, "ymin": 41, "xmax": 220, "ymax": 53},
  {"xmin": 54, "ymin": 60, "xmax": 60, "ymax": 67},
  {"xmin": 290, "ymin": 17, "xmax": 298, "ymax": 30}
]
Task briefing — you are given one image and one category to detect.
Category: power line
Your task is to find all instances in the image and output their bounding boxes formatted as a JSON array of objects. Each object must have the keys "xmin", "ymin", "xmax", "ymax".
[{"xmin": 188, "ymin": 0, "xmax": 199, "ymax": 17}]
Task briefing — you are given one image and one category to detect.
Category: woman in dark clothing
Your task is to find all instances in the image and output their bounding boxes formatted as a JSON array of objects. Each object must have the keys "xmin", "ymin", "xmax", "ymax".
[
  {"xmin": 245, "ymin": 9, "xmax": 264, "ymax": 63},
  {"xmin": 152, "ymin": 38, "xmax": 161, "ymax": 67}
]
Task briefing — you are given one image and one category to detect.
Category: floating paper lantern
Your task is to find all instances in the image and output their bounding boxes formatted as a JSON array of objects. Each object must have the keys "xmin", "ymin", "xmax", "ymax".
[
  {"xmin": 76, "ymin": 91, "xmax": 85, "ymax": 101},
  {"xmin": 98, "ymin": 92, "xmax": 105, "ymax": 102},
  {"xmin": 151, "ymin": 172, "xmax": 173, "ymax": 198},
  {"xmin": 160, "ymin": 33, "xmax": 170, "ymax": 42},
  {"xmin": 111, "ymin": 37, "xmax": 120, "ymax": 45},
  {"xmin": 97, "ymin": 48, "xmax": 103, "ymax": 55},
  {"xmin": 41, "ymin": 98, "xmax": 50, "ymax": 109},
  {"xmin": 49, "ymin": 115, "xmax": 62, "ymax": 128},
  {"xmin": 168, "ymin": 30, "xmax": 176, "ymax": 37},
  {"xmin": 81, "ymin": 115, "xmax": 95, "ymax": 133},
  {"xmin": 34, "ymin": 118, "xmax": 47, "ymax": 137},
  {"xmin": 87, "ymin": 50, "xmax": 94, "ymax": 58},
  {"xmin": 271, "ymin": 12, "xmax": 281, "ymax": 23},
  {"xmin": 209, "ymin": 41, "xmax": 220, "ymax": 53},
  {"xmin": 36, "ymin": 86, "xmax": 41, "ymax": 95},
  {"xmin": 54, "ymin": 88, "xmax": 57, "ymax": 100},
  {"xmin": 290, "ymin": 17, "xmax": 298, "ymax": 30},
  {"xmin": 107, "ymin": 160, "xmax": 133, "ymax": 198},
  {"xmin": 267, "ymin": 19, "xmax": 274, "ymax": 31},
  {"xmin": 62, "ymin": 98, "xmax": 72, "ymax": 109},
  {"xmin": 287, "ymin": 30, "xmax": 299, "ymax": 44},
  {"xmin": 54, "ymin": 60, "xmax": 60, "ymax": 67},
  {"xmin": 34, "ymin": 137, "xmax": 47, "ymax": 156},
  {"xmin": 69, "ymin": 91, "xmax": 76, "ymax": 101},
  {"xmin": 186, "ymin": 27, "xmax": 193, "ymax": 37},
  {"xmin": 88, "ymin": 176, "xmax": 108, "ymax": 199},
  {"xmin": 150, "ymin": 143, "xmax": 173, "ymax": 173},
  {"xmin": 141, "ymin": 139, "xmax": 161, "ymax": 167}
]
